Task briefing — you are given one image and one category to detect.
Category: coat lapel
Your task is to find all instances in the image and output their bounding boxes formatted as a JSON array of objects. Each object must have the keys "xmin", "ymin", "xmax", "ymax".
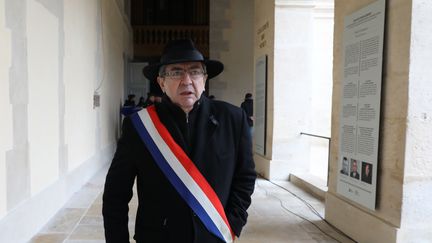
[{"xmin": 191, "ymin": 98, "xmax": 218, "ymax": 164}]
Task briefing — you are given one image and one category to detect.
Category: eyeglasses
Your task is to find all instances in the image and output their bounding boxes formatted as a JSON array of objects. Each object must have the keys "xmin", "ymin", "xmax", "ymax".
[{"xmin": 161, "ymin": 69, "xmax": 206, "ymax": 80}]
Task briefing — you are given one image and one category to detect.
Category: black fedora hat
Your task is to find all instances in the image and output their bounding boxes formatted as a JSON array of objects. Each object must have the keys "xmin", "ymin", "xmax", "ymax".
[{"xmin": 143, "ymin": 39, "xmax": 224, "ymax": 82}]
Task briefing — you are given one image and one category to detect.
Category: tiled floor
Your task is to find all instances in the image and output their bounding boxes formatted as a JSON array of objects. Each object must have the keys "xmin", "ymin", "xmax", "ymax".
[{"xmin": 30, "ymin": 167, "xmax": 355, "ymax": 243}]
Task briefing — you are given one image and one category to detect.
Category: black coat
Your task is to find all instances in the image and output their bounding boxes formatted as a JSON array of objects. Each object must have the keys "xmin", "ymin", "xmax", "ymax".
[{"xmin": 103, "ymin": 96, "xmax": 256, "ymax": 243}]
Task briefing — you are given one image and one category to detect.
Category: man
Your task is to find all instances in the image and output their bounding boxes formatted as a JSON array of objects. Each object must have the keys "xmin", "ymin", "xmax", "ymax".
[
  {"xmin": 121, "ymin": 94, "xmax": 141, "ymax": 116},
  {"xmin": 240, "ymin": 93, "xmax": 253, "ymax": 135},
  {"xmin": 154, "ymin": 95, "xmax": 163, "ymax": 103},
  {"xmin": 143, "ymin": 92, "xmax": 156, "ymax": 107},
  {"xmin": 137, "ymin": 96, "xmax": 146, "ymax": 107},
  {"xmin": 103, "ymin": 39, "xmax": 256, "ymax": 243},
  {"xmin": 361, "ymin": 162, "xmax": 372, "ymax": 184},
  {"xmin": 350, "ymin": 159, "xmax": 360, "ymax": 179},
  {"xmin": 340, "ymin": 157, "xmax": 349, "ymax": 175},
  {"xmin": 124, "ymin": 94, "xmax": 136, "ymax": 106}
]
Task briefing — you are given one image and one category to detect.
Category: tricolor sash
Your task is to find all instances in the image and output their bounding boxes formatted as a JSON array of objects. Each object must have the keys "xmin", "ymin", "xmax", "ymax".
[{"xmin": 130, "ymin": 106, "xmax": 234, "ymax": 243}]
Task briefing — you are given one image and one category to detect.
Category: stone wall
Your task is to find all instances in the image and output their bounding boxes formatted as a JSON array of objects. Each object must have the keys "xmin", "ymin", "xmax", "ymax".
[
  {"xmin": 0, "ymin": 0, "xmax": 132, "ymax": 241},
  {"xmin": 209, "ymin": 0, "xmax": 254, "ymax": 106},
  {"xmin": 398, "ymin": 0, "xmax": 432, "ymax": 241},
  {"xmin": 325, "ymin": 0, "xmax": 432, "ymax": 242},
  {"xmin": 253, "ymin": 0, "xmax": 275, "ymax": 178}
]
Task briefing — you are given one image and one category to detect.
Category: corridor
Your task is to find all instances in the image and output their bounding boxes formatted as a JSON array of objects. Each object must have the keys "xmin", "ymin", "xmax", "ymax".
[{"xmin": 30, "ymin": 167, "xmax": 354, "ymax": 243}]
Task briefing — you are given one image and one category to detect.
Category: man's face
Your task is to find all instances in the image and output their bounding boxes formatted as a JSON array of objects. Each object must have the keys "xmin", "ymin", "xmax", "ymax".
[
  {"xmin": 342, "ymin": 158, "xmax": 349, "ymax": 172},
  {"xmin": 365, "ymin": 164, "xmax": 370, "ymax": 175},
  {"xmin": 157, "ymin": 62, "xmax": 207, "ymax": 112},
  {"xmin": 352, "ymin": 161, "xmax": 358, "ymax": 172}
]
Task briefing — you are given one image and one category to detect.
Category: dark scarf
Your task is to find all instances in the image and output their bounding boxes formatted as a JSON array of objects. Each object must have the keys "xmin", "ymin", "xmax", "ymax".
[{"xmin": 157, "ymin": 94, "xmax": 203, "ymax": 156}]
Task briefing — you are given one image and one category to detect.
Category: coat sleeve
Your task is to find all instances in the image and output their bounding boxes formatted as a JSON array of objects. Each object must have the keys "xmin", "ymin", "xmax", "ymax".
[
  {"xmin": 226, "ymin": 110, "xmax": 257, "ymax": 237},
  {"xmin": 102, "ymin": 117, "xmax": 138, "ymax": 243}
]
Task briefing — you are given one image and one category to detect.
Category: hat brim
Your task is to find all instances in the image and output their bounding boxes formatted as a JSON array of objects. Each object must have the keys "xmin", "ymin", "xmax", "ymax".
[{"xmin": 143, "ymin": 59, "xmax": 224, "ymax": 82}]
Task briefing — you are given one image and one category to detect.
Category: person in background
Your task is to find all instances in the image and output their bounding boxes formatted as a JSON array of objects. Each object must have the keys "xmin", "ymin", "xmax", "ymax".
[
  {"xmin": 103, "ymin": 39, "xmax": 256, "ymax": 243},
  {"xmin": 240, "ymin": 93, "xmax": 253, "ymax": 136},
  {"xmin": 124, "ymin": 94, "xmax": 136, "ymax": 106},
  {"xmin": 143, "ymin": 92, "xmax": 156, "ymax": 107},
  {"xmin": 154, "ymin": 95, "xmax": 163, "ymax": 103},
  {"xmin": 137, "ymin": 96, "xmax": 146, "ymax": 107},
  {"xmin": 121, "ymin": 94, "xmax": 141, "ymax": 116}
]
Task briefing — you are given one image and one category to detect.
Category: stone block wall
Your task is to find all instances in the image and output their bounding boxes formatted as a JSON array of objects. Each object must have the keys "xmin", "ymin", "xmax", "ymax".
[{"xmin": 0, "ymin": 0, "xmax": 132, "ymax": 241}]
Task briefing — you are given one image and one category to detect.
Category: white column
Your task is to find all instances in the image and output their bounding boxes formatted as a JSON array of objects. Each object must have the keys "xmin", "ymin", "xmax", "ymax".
[
  {"xmin": 0, "ymin": 0, "xmax": 13, "ymax": 218},
  {"xmin": 398, "ymin": 0, "xmax": 432, "ymax": 241}
]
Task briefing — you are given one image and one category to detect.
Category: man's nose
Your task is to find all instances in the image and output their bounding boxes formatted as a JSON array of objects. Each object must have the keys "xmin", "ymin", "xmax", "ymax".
[{"xmin": 179, "ymin": 73, "xmax": 193, "ymax": 84}]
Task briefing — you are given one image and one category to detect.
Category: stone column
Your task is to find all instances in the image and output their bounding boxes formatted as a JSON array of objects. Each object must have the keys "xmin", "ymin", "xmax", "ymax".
[
  {"xmin": 397, "ymin": 0, "xmax": 432, "ymax": 241},
  {"xmin": 326, "ymin": 0, "xmax": 432, "ymax": 242},
  {"xmin": 5, "ymin": 0, "xmax": 31, "ymax": 210}
]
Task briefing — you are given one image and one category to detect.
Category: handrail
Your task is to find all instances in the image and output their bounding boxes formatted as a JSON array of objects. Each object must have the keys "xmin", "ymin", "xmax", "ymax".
[
  {"xmin": 300, "ymin": 132, "xmax": 330, "ymax": 140},
  {"xmin": 300, "ymin": 132, "xmax": 331, "ymax": 186}
]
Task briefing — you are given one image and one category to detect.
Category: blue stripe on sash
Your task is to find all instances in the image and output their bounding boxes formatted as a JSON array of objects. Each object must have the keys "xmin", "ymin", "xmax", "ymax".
[{"xmin": 130, "ymin": 113, "xmax": 225, "ymax": 241}]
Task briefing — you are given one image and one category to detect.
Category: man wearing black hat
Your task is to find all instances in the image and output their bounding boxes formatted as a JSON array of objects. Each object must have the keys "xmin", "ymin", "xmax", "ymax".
[
  {"xmin": 103, "ymin": 39, "xmax": 256, "ymax": 243},
  {"xmin": 124, "ymin": 94, "xmax": 136, "ymax": 106}
]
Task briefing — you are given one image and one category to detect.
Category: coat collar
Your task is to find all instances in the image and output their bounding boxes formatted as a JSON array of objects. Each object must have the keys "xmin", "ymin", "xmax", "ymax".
[{"xmin": 155, "ymin": 94, "xmax": 219, "ymax": 163}]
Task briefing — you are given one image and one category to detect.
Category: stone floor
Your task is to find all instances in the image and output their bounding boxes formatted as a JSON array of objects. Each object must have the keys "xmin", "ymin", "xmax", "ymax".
[{"xmin": 29, "ymin": 167, "xmax": 355, "ymax": 243}]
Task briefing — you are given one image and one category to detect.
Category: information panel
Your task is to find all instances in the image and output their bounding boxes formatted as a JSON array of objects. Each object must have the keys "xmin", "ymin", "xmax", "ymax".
[
  {"xmin": 337, "ymin": 0, "xmax": 385, "ymax": 210},
  {"xmin": 254, "ymin": 55, "xmax": 267, "ymax": 156}
]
